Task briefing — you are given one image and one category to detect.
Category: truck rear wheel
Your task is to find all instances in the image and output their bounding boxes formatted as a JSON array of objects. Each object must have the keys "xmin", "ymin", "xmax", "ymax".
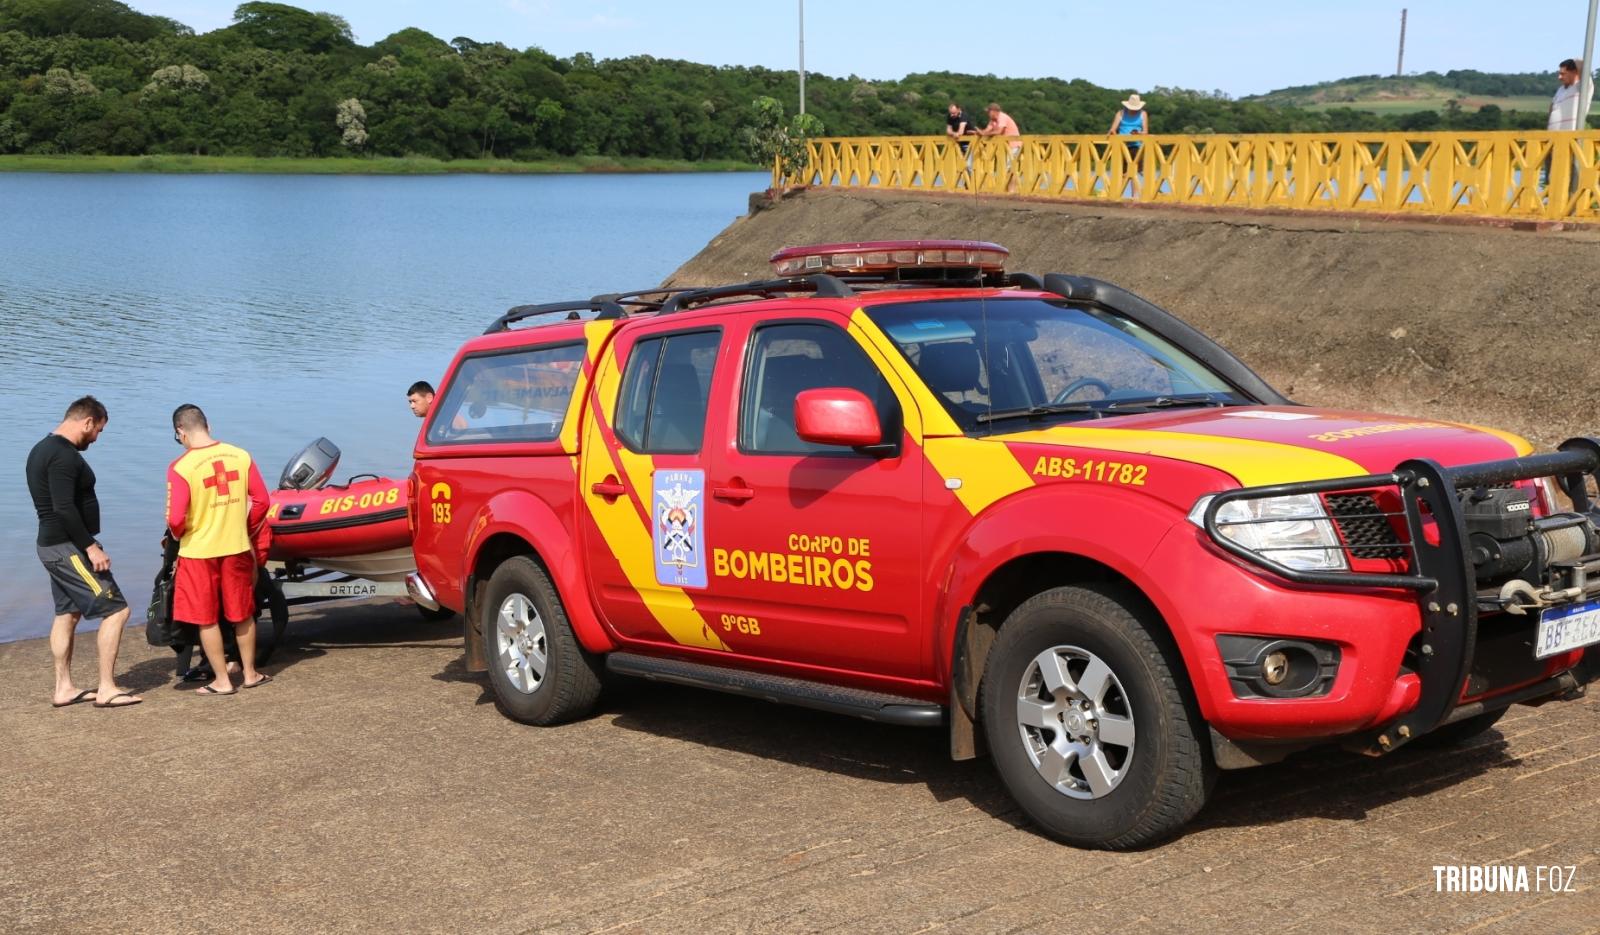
[
  {"xmin": 480, "ymin": 556, "xmax": 602, "ymax": 725},
  {"xmin": 980, "ymin": 584, "xmax": 1214, "ymax": 849}
]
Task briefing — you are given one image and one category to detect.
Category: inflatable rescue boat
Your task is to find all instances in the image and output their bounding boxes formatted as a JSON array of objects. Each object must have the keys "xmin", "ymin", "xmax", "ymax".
[{"xmin": 267, "ymin": 438, "xmax": 413, "ymax": 580}]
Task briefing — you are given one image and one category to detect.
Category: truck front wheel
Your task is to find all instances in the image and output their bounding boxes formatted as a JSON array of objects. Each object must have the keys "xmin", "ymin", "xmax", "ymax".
[
  {"xmin": 480, "ymin": 556, "xmax": 602, "ymax": 725},
  {"xmin": 980, "ymin": 584, "xmax": 1214, "ymax": 849}
]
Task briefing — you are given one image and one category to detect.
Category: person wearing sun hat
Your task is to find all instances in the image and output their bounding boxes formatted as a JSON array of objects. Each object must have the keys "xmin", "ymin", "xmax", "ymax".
[
  {"xmin": 1108, "ymin": 92, "xmax": 1150, "ymax": 185},
  {"xmin": 1108, "ymin": 92, "xmax": 1149, "ymax": 139}
]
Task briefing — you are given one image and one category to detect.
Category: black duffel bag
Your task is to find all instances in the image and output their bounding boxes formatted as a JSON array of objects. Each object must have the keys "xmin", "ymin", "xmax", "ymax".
[
  {"xmin": 144, "ymin": 570, "xmax": 183, "ymax": 648},
  {"xmin": 145, "ymin": 537, "xmax": 184, "ymax": 650}
]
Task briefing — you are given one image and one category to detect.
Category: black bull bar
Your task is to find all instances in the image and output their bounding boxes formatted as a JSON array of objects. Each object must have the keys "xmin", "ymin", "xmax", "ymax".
[{"xmin": 1200, "ymin": 436, "xmax": 1600, "ymax": 754}]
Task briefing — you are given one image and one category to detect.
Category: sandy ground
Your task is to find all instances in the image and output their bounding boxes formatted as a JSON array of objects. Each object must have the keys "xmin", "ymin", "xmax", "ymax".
[
  {"xmin": 3, "ymin": 600, "xmax": 1599, "ymax": 934},
  {"xmin": 668, "ymin": 189, "xmax": 1600, "ymax": 449}
]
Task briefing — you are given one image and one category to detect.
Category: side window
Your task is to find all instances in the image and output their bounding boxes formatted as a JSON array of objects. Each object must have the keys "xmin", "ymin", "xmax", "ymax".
[
  {"xmin": 615, "ymin": 329, "xmax": 721, "ymax": 454},
  {"xmin": 426, "ymin": 342, "xmax": 585, "ymax": 445},
  {"xmin": 741, "ymin": 323, "xmax": 899, "ymax": 455}
]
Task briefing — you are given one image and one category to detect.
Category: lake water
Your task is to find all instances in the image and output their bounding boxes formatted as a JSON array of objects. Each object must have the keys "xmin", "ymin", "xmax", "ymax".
[{"xmin": 0, "ymin": 171, "xmax": 768, "ymax": 642}]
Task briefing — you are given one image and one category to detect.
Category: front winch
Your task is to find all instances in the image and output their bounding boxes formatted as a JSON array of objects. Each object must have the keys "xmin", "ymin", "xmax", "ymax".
[
  {"xmin": 1465, "ymin": 488, "xmax": 1596, "ymax": 579},
  {"xmin": 1463, "ymin": 486, "xmax": 1600, "ymax": 613}
]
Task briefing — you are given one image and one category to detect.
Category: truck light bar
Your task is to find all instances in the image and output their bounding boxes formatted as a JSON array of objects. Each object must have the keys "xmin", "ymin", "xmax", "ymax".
[{"xmin": 770, "ymin": 240, "xmax": 1009, "ymax": 278}]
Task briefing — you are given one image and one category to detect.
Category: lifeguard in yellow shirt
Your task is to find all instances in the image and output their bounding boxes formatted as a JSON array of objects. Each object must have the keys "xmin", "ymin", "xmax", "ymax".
[{"xmin": 165, "ymin": 404, "xmax": 272, "ymax": 696}]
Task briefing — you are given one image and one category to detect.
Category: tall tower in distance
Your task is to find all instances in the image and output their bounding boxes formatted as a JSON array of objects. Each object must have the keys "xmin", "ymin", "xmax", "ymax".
[{"xmin": 1396, "ymin": 8, "xmax": 1408, "ymax": 77}]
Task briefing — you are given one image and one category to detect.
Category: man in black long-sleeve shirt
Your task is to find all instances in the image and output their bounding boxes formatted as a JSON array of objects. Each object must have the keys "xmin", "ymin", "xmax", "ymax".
[{"xmin": 26, "ymin": 396, "xmax": 141, "ymax": 708}]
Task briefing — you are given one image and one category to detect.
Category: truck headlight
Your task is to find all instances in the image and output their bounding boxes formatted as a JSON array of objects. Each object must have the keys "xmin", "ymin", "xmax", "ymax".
[
  {"xmin": 1189, "ymin": 493, "xmax": 1349, "ymax": 572},
  {"xmin": 1535, "ymin": 476, "xmax": 1564, "ymax": 514}
]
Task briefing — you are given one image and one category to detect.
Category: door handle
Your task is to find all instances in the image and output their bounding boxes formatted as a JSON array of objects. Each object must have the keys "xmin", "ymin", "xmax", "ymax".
[
  {"xmin": 591, "ymin": 477, "xmax": 626, "ymax": 499},
  {"xmin": 712, "ymin": 484, "xmax": 755, "ymax": 503}
]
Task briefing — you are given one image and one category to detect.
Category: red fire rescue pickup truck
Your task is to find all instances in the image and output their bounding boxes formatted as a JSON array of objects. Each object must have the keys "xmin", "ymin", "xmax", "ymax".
[{"xmin": 408, "ymin": 241, "xmax": 1600, "ymax": 849}]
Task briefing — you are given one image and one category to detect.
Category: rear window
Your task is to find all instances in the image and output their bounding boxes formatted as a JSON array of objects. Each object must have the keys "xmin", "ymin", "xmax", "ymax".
[
  {"xmin": 614, "ymin": 329, "xmax": 721, "ymax": 454},
  {"xmin": 426, "ymin": 342, "xmax": 585, "ymax": 445}
]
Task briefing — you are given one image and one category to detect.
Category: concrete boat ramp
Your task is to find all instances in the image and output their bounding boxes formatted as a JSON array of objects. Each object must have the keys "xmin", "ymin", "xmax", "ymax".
[{"xmin": 3, "ymin": 601, "xmax": 1597, "ymax": 933}]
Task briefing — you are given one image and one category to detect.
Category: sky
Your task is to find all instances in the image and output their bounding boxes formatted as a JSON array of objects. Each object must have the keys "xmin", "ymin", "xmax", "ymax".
[{"xmin": 131, "ymin": 0, "xmax": 1595, "ymax": 98}]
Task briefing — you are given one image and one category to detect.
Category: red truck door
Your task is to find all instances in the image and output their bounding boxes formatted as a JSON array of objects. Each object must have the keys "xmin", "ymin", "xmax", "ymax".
[
  {"xmin": 696, "ymin": 310, "xmax": 927, "ymax": 681},
  {"xmin": 578, "ymin": 319, "xmax": 735, "ymax": 653}
]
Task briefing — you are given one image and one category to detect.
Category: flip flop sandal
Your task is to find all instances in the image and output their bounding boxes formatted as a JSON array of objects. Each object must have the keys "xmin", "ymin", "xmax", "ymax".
[
  {"xmin": 52, "ymin": 689, "xmax": 96, "ymax": 708},
  {"xmin": 92, "ymin": 692, "xmax": 143, "ymax": 708},
  {"xmin": 242, "ymin": 674, "xmax": 273, "ymax": 689},
  {"xmin": 195, "ymin": 685, "xmax": 236, "ymax": 696}
]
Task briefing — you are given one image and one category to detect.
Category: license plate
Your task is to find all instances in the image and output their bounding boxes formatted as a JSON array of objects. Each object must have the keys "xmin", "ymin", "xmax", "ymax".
[{"xmin": 1535, "ymin": 600, "xmax": 1600, "ymax": 659}]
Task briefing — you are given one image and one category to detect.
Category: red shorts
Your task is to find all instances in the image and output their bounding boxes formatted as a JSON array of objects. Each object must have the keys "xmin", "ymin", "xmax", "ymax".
[{"xmin": 173, "ymin": 552, "xmax": 256, "ymax": 627}]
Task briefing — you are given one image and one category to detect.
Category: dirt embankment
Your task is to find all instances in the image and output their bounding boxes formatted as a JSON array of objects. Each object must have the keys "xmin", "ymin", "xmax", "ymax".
[{"xmin": 668, "ymin": 190, "xmax": 1600, "ymax": 448}]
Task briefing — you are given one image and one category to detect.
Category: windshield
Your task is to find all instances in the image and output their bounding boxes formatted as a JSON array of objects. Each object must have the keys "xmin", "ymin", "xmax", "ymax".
[{"xmin": 866, "ymin": 297, "xmax": 1248, "ymax": 431}]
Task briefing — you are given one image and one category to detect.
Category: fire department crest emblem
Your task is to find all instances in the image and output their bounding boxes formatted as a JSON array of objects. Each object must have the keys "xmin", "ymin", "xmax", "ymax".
[{"xmin": 653, "ymin": 469, "xmax": 706, "ymax": 588}]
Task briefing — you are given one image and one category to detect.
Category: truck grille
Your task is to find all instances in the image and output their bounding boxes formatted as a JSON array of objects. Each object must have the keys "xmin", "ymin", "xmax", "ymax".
[{"xmin": 1324, "ymin": 493, "xmax": 1407, "ymax": 560}]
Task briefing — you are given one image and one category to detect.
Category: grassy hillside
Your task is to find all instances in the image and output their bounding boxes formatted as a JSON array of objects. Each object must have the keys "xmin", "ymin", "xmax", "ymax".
[
  {"xmin": 1305, "ymin": 92, "xmax": 1549, "ymax": 115},
  {"xmin": 1249, "ymin": 71, "xmax": 1557, "ymax": 116}
]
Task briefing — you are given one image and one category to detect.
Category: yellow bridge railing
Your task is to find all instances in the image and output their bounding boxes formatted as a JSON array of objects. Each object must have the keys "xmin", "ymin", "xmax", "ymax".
[{"xmin": 778, "ymin": 132, "xmax": 1600, "ymax": 223}]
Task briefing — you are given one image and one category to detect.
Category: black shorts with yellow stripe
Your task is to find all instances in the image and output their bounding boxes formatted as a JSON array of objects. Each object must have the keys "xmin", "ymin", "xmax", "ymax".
[{"xmin": 37, "ymin": 542, "xmax": 128, "ymax": 619}]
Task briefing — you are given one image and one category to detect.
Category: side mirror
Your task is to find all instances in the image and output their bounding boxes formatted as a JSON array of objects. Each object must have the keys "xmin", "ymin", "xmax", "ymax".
[{"xmin": 795, "ymin": 387, "xmax": 883, "ymax": 449}]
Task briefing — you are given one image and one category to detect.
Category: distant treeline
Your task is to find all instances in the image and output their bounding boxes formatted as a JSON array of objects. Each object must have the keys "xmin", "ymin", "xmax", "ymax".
[{"xmin": 0, "ymin": 0, "xmax": 1578, "ymax": 161}]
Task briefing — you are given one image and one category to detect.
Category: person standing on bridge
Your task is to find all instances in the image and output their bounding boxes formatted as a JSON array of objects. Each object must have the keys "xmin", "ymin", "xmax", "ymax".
[
  {"xmin": 27, "ymin": 395, "xmax": 141, "ymax": 709},
  {"xmin": 978, "ymin": 102, "xmax": 1023, "ymax": 192},
  {"xmin": 946, "ymin": 103, "xmax": 975, "ymax": 147},
  {"xmin": 1108, "ymin": 93, "xmax": 1151, "ymax": 196},
  {"xmin": 1548, "ymin": 59, "xmax": 1583, "ymax": 132},
  {"xmin": 166, "ymin": 404, "xmax": 272, "ymax": 695},
  {"xmin": 1542, "ymin": 59, "xmax": 1585, "ymax": 194},
  {"xmin": 1108, "ymin": 93, "xmax": 1150, "ymax": 178},
  {"xmin": 946, "ymin": 102, "xmax": 976, "ymax": 187}
]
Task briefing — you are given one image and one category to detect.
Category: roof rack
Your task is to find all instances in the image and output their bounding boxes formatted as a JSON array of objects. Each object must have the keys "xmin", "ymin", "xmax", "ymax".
[
  {"xmin": 484, "ymin": 286, "xmax": 700, "ymax": 333},
  {"xmin": 590, "ymin": 287, "xmax": 695, "ymax": 318},
  {"xmin": 484, "ymin": 299, "xmax": 622, "ymax": 334},
  {"xmin": 658, "ymin": 274, "xmax": 855, "ymax": 315},
  {"xmin": 484, "ymin": 270, "xmax": 1049, "ymax": 334}
]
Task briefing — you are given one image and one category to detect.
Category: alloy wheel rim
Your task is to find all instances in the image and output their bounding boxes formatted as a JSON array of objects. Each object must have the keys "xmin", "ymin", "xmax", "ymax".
[
  {"xmin": 1016, "ymin": 644, "xmax": 1136, "ymax": 800},
  {"xmin": 495, "ymin": 593, "xmax": 548, "ymax": 694}
]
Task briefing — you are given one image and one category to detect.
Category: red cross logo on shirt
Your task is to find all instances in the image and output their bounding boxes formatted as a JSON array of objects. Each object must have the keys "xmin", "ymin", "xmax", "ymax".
[{"xmin": 203, "ymin": 460, "xmax": 240, "ymax": 496}]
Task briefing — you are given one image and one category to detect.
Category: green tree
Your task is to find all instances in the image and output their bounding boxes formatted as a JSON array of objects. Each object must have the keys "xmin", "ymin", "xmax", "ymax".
[
  {"xmin": 142, "ymin": 63, "xmax": 209, "ymax": 95},
  {"xmin": 1464, "ymin": 103, "xmax": 1504, "ymax": 131},
  {"xmin": 0, "ymin": 0, "xmax": 188, "ymax": 40},
  {"xmin": 334, "ymin": 96, "xmax": 365, "ymax": 149},
  {"xmin": 0, "ymin": 116, "xmax": 25, "ymax": 152},
  {"xmin": 1398, "ymin": 110, "xmax": 1442, "ymax": 132},
  {"xmin": 1, "ymin": 3, "xmax": 1553, "ymax": 164},
  {"xmin": 740, "ymin": 95, "xmax": 822, "ymax": 177},
  {"xmin": 43, "ymin": 66, "xmax": 98, "ymax": 96},
  {"xmin": 227, "ymin": 2, "xmax": 353, "ymax": 53}
]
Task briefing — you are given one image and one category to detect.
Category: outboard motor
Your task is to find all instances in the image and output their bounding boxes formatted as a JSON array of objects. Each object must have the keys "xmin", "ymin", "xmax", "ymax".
[{"xmin": 279, "ymin": 438, "xmax": 341, "ymax": 491}]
